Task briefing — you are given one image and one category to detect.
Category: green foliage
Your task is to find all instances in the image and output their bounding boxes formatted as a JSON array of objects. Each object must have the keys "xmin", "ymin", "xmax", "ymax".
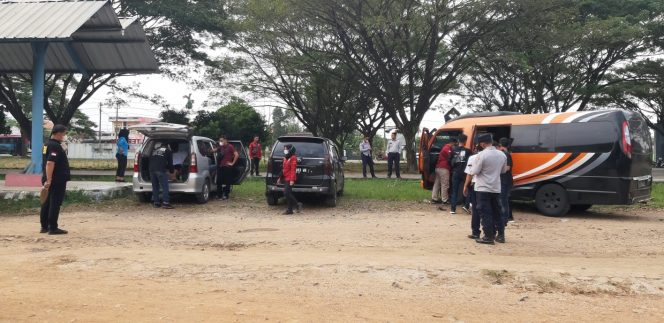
[
  {"xmin": 191, "ymin": 98, "xmax": 269, "ymax": 143},
  {"xmin": 159, "ymin": 109, "xmax": 190, "ymax": 125},
  {"xmin": 0, "ymin": 109, "xmax": 10, "ymax": 135},
  {"xmin": 271, "ymin": 108, "xmax": 302, "ymax": 141},
  {"xmin": 68, "ymin": 110, "xmax": 97, "ymax": 140}
]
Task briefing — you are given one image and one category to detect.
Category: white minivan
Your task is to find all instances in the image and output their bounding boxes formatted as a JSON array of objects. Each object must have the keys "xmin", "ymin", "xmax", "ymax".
[{"xmin": 129, "ymin": 123, "xmax": 250, "ymax": 204}]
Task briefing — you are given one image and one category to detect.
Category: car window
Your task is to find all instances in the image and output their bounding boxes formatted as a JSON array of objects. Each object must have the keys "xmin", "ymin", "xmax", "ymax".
[
  {"xmin": 432, "ymin": 130, "xmax": 461, "ymax": 152},
  {"xmin": 555, "ymin": 122, "xmax": 617, "ymax": 153},
  {"xmin": 273, "ymin": 141, "xmax": 326, "ymax": 158}
]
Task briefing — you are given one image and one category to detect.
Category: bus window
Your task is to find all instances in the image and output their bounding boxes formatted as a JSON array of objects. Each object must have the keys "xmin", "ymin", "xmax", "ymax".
[
  {"xmin": 511, "ymin": 125, "xmax": 555, "ymax": 153},
  {"xmin": 431, "ymin": 130, "xmax": 461, "ymax": 152},
  {"xmin": 555, "ymin": 122, "xmax": 617, "ymax": 153}
]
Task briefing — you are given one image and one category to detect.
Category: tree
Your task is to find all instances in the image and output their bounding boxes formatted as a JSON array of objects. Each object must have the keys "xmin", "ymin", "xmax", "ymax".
[
  {"xmin": 299, "ymin": 0, "xmax": 508, "ymax": 172},
  {"xmin": 271, "ymin": 108, "xmax": 302, "ymax": 140},
  {"xmin": 191, "ymin": 98, "xmax": 269, "ymax": 143},
  {"xmin": 0, "ymin": 108, "xmax": 10, "ymax": 135},
  {"xmin": 159, "ymin": 109, "xmax": 190, "ymax": 125},
  {"xmin": 460, "ymin": 0, "xmax": 663, "ymax": 113},
  {"xmin": 0, "ymin": 0, "xmax": 233, "ymax": 151},
  {"xmin": 67, "ymin": 110, "xmax": 97, "ymax": 141},
  {"xmin": 596, "ymin": 59, "xmax": 664, "ymax": 136}
]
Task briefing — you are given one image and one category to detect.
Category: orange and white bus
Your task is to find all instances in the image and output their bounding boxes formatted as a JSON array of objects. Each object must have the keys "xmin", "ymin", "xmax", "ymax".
[{"xmin": 419, "ymin": 109, "xmax": 653, "ymax": 216}]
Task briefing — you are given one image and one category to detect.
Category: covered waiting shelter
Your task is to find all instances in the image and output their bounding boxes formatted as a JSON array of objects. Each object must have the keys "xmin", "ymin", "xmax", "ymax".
[{"xmin": 0, "ymin": 0, "xmax": 158, "ymax": 174}]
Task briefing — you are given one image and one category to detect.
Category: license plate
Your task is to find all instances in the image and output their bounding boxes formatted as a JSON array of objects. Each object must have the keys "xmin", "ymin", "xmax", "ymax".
[{"xmin": 296, "ymin": 167, "xmax": 309, "ymax": 174}]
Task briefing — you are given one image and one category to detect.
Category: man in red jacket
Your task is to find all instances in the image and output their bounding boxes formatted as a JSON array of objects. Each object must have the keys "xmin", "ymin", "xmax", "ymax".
[
  {"xmin": 278, "ymin": 144, "xmax": 302, "ymax": 215},
  {"xmin": 432, "ymin": 138, "xmax": 458, "ymax": 209},
  {"xmin": 249, "ymin": 135, "xmax": 262, "ymax": 176}
]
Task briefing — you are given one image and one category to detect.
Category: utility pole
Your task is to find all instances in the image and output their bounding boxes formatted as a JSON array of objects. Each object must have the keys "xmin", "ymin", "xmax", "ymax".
[
  {"xmin": 115, "ymin": 101, "xmax": 120, "ymax": 138},
  {"xmin": 98, "ymin": 102, "xmax": 102, "ymax": 151}
]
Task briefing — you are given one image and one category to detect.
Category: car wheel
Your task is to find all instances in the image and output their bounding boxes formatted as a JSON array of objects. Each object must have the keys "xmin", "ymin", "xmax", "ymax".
[
  {"xmin": 535, "ymin": 183, "xmax": 570, "ymax": 217},
  {"xmin": 325, "ymin": 183, "xmax": 337, "ymax": 207},
  {"xmin": 570, "ymin": 204, "xmax": 593, "ymax": 213},
  {"xmin": 266, "ymin": 193, "xmax": 279, "ymax": 205},
  {"xmin": 196, "ymin": 180, "xmax": 210, "ymax": 204},
  {"xmin": 135, "ymin": 192, "xmax": 151, "ymax": 203}
]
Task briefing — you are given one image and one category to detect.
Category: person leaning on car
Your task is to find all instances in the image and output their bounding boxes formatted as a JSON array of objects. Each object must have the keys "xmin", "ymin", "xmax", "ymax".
[
  {"xmin": 149, "ymin": 142, "xmax": 174, "ymax": 209},
  {"xmin": 40, "ymin": 124, "xmax": 71, "ymax": 235}
]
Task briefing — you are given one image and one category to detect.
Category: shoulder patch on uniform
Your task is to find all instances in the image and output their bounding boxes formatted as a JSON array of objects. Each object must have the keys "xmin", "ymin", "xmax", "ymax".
[
  {"xmin": 51, "ymin": 152, "xmax": 58, "ymax": 157},
  {"xmin": 42, "ymin": 146, "xmax": 47, "ymax": 154}
]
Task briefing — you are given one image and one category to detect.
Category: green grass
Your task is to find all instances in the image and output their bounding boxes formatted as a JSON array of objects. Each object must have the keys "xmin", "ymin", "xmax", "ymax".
[
  {"xmin": 0, "ymin": 190, "xmax": 98, "ymax": 215},
  {"xmin": 0, "ymin": 156, "xmax": 131, "ymax": 170},
  {"xmin": 651, "ymin": 182, "xmax": 664, "ymax": 208}
]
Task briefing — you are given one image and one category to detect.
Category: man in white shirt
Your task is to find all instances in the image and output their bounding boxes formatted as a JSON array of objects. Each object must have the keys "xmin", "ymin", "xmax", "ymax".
[
  {"xmin": 359, "ymin": 135, "xmax": 376, "ymax": 178},
  {"xmin": 385, "ymin": 132, "xmax": 402, "ymax": 179},
  {"xmin": 463, "ymin": 147, "xmax": 481, "ymax": 239},
  {"xmin": 469, "ymin": 133, "xmax": 507, "ymax": 244}
]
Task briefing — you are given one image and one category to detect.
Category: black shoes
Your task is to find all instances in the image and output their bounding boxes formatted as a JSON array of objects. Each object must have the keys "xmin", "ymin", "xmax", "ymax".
[
  {"xmin": 153, "ymin": 203, "xmax": 161, "ymax": 208},
  {"xmin": 39, "ymin": 228, "xmax": 48, "ymax": 234},
  {"xmin": 162, "ymin": 203, "xmax": 174, "ymax": 209},
  {"xmin": 467, "ymin": 234, "xmax": 480, "ymax": 239},
  {"xmin": 283, "ymin": 210, "xmax": 294, "ymax": 215},
  {"xmin": 475, "ymin": 236, "xmax": 495, "ymax": 244},
  {"xmin": 495, "ymin": 234, "xmax": 506, "ymax": 243},
  {"xmin": 48, "ymin": 228, "xmax": 68, "ymax": 235},
  {"xmin": 431, "ymin": 199, "xmax": 443, "ymax": 204}
]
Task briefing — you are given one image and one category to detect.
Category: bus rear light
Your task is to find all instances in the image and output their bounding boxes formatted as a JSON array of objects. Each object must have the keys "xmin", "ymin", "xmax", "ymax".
[{"xmin": 621, "ymin": 121, "xmax": 632, "ymax": 159}]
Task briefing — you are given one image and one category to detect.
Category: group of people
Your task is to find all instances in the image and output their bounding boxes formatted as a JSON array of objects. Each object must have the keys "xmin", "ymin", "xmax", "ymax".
[{"xmin": 431, "ymin": 132, "xmax": 514, "ymax": 245}]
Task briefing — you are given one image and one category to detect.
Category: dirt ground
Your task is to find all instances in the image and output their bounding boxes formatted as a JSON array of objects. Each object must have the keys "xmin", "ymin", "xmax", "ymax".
[{"xmin": 1, "ymin": 197, "xmax": 663, "ymax": 323}]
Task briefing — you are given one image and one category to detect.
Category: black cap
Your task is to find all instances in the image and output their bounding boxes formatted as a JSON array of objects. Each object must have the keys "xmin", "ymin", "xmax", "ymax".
[
  {"xmin": 477, "ymin": 133, "xmax": 492, "ymax": 144},
  {"xmin": 499, "ymin": 137, "xmax": 511, "ymax": 147},
  {"xmin": 51, "ymin": 124, "xmax": 67, "ymax": 135}
]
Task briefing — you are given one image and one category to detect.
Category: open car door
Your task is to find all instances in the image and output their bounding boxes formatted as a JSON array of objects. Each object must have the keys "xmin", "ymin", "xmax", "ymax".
[
  {"xmin": 419, "ymin": 129, "xmax": 433, "ymax": 189},
  {"xmin": 229, "ymin": 140, "xmax": 250, "ymax": 184}
]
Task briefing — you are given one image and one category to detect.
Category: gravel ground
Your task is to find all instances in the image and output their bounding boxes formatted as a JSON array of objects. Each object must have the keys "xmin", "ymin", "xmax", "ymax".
[{"xmin": 1, "ymin": 197, "xmax": 663, "ymax": 322}]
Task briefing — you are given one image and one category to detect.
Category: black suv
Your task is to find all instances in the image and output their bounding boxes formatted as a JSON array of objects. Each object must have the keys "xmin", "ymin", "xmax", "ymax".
[{"xmin": 266, "ymin": 135, "xmax": 345, "ymax": 207}]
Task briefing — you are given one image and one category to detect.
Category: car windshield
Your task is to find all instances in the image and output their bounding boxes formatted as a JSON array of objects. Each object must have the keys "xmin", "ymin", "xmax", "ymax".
[{"xmin": 273, "ymin": 141, "xmax": 326, "ymax": 158}]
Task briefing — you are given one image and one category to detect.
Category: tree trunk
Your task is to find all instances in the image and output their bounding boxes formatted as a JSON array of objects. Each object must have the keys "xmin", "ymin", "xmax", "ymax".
[{"xmin": 401, "ymin": 127, "xmax": 417, "ymax": 173}]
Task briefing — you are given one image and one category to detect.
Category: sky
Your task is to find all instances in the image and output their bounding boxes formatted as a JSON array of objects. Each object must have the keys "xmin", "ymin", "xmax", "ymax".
[{"xmin": 78, "ymin": 73, "xmax": 452, "ymax": 137}]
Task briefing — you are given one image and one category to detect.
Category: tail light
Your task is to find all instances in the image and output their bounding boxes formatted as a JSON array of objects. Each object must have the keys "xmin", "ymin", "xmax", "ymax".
[
  {"xmin": 621, "ymin": 121, "xmax": 632, "ymax": 159},
  {"xmin": 189, "ymin": 152, "xmax": 198, "ymax": 173},
  {"xmin": 324, "ymin": 154, "xmax": 333, "ymax": 176},
  {"xmin": 133, "ymin": 153, "xmax": 140, "ymax": 172}
]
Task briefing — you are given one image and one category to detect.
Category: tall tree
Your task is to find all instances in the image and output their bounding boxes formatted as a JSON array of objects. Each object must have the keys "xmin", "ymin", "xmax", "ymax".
[
  {"xmin": 460, "ymin": 0, "xmax": 663, "ymax": 113},
  {"xmin": 191, "ymin": 98, "xmax": 269, "ymax": 143},
  {"xmin": 301, "ymin": 0, "xmax": 508, "ymax": 171},
  {"xmin": 159, "ymin": 109, "xmax": 190, "ymax": 125}
]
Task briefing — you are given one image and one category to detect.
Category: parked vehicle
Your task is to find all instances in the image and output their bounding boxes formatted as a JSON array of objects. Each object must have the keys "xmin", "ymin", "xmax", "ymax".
[
  {"xmin": 656, "ymin": 157, "xmax": 664, "ymax": 168},
  {"xmin": 265, "ymin": 135, "xmax": 346, "ymax": 207},
  {"xmin": 0, "ymin": 135, "xmax": 21, "ymax": 155},
  {"xmin": 129, "ymin": 123, "xmax": 250, "ymax": 204},
  {"xmin": 419, "ymin": 110, "xmax": 653, "ymax": 216}
]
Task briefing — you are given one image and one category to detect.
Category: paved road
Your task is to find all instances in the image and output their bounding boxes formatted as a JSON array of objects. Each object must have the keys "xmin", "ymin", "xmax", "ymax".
[{"xmin": 2, "ymin": 168, "xmax": 663, "ymax": 181}]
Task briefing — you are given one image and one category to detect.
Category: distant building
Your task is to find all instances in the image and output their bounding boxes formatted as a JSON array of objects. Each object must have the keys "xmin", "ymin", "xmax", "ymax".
[{"xmin": 110, "ymin": 116, "xmax": 158, "ymax": 144}]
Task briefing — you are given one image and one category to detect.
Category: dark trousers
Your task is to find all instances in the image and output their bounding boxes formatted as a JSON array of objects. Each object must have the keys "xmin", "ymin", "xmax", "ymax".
[
  {"xmin": 284, "ymin": 181, "xmax": 299, "ymax": 211},
  {"xmin": 450, "ymin": 172, "xmax": 467, "ymax": 212},
  {"xmin": 251, "ymin": 157, "xmax": 260, "ymax": 176},
  {"xmin": 40, "ymin": 181, "xmax": 67, "ymax": 230},
  {"xmin": 150, "ymin": 171, "xmax": 170, "ymax": 204},
  {"xmin": 361, "ymin": 154, "xmax": 375, "ymax": 177},
  {"xmin": 217, "ymin": 167, "xmax": 234, "ymax": 198},
  {"xmin": 469, "ymin": 185, "xmax": 481, "ymax": 236},
  {"xmin": 116, "ymin": 154, "xmax": 127, "ymax": 177},
  {"xmin": 477, "ymin": 191, "xmax": 504, "ymax": 239},
  {"xmin": 387, "ymin": 152, "xmax": 400, "ymax": 178},
  {"xmin": 500, "ymin": 181, "xmax": 513, "ymax": 226}
]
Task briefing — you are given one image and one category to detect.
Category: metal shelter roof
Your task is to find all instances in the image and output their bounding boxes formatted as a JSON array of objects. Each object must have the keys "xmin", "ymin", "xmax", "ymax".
[{"xmin": 0, "ymin": 0, "xmax": 158, "ymax": 73}]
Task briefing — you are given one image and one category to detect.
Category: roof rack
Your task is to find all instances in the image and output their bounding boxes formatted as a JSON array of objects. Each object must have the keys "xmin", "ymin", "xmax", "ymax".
[{"xmin": 448, "ymin": 111, "xmax": 522, "ymax": 123}]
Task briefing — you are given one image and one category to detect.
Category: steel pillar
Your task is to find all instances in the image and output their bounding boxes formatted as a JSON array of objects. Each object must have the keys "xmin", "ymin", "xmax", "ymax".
[{"xmin": 25, "ymin": 42, "xmax": 48, "ymax": 174}]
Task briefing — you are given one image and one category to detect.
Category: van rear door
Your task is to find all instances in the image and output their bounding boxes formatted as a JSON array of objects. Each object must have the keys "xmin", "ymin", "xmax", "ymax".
[
  {"xmin": 129, "ymin": 122, "xmax": 190, "ymax": 139},
  {"xmin": 422, "ymin": 129, "xmax": 462, "ymax": 190}
]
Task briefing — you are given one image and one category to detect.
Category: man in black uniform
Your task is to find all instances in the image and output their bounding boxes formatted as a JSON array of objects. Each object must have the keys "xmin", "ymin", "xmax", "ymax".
[
  {"xmin": 449, "ymin": 133, "xmax": 472, "ymax": 214},
  {"xmin": 149, "ymin": 142, "xmax": 175, "ymax": 209},
  {"xmin": 40, "ymin": 124, "xmax": 71, "ymax": 235}
]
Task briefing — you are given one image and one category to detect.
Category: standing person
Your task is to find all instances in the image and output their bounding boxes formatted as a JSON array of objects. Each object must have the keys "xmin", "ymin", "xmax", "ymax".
[
  {"xmin": 498, "ymin": 137, "xmax": 514, "ymax": 224},
  {"xmin": 463, "ymin": 144, "xmax": 481, "ymax": 239},
  {"xmin": 115, "ymin": 128, "xmax": 129, "ymax": 182},
  {"xmin": 386, "ymin": 132, "xmax": 402, "ymax": 179},
  {"xmin": 450, "ymin": 134, "xmax": 472, "ymax": 214},
  {"xmin": 249, "ymin": 135, "xmax": 262, "ymax": 177},
  {"xmin": 149, "ymin": 142, "xmax": 174, "ymax": 209},
  {"xmin": 213, "ymin": 135, "xmax": 238, "ymax": 200},
  {"xmin": 469, "ymin": 133, "xmax": 507, "ymax": 244},
  {"xmin": 360, "ymin": 135, "xmax": 376, "ymax": 178},
  {"xmin": 432, "ymin": 138, "xmax": 456, "ymax": 206},
  {"xmin": 40, "ymin": 124, "xmax": 71, "ymax": 235},
  {"xmin": 278, "ymin": 144, "xmax": 302, "ymax": 215}
]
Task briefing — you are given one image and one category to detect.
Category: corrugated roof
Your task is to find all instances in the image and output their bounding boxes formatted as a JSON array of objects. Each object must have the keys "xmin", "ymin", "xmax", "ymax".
[
  {"xmin": 0, "ymin": 1, "xmax": 158, "ymax": 73},
  {"xmin": 0, "ymin": 1, "xmax": 119, "ymax": 41}
]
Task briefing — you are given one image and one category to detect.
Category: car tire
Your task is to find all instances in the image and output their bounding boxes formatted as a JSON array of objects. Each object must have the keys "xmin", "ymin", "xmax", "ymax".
[
  {"xmin": 535, "ymin": 183, "xmax": 570, "ymax": 217},
  {"xmin": 570, "ymin": 204, "xmax": 593, "ymax": 213},
  {"xmin": 135, "ymin": 192, "xmax": 151, "ymax": 203},
  {"xmin": 266, "ymin": 193, "xmax": 279, "ymax": 206},
  {"xmin": 325, "ymin": 183, "xmax": 337, "ymax": 207},
  {"xmin": 196, "ymin": 180, "xmax": 211, "ymax": 204}
]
